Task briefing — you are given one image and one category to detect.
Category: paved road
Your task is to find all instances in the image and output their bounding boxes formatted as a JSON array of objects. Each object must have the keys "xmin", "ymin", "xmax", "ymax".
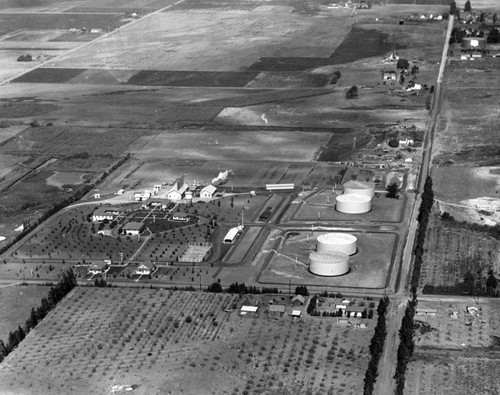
[{"xmin": 374, "ymin": 14, "xmax": 455, "ymax": 395}]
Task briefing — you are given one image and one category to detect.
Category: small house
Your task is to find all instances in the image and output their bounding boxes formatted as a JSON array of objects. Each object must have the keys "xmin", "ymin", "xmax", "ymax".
[
  {"xmin": 94, "ymin": 193, "xmax": 101, "ymax": 199},
  {"xmin": 382, "ymin": 70, "xmax": 397, "ymax": 81},
  {"xmin": 240, "ymin": 305, "xmax": 258, "ymax": 315},
  {"xmin": 88, "ymin": 260, "xmax": 109, "ymax": 275},
  {"xmin": 92, "ymin": 207, "xmax": 121, "ymax": 222},
  {"xmin": 346, "ymin": 306, "xmax": 366, "ymax": 318},
  {"xmin": 291, "ymin": 310, "xmax": 302, "ymax": 318},
  {"xmin": 200, "ymin": 184, "xmax": 217, "ymax": 199},
  {"xmin": 123, "ymin": 222, "xmax": 144, "ymax": 236},
  {"xmin": 466, "ymin": 306, "xmax": 479, "ymax": 315},
  {"xmin": 135, "ymin": 262, "xmax": 155, "ymax": 276}
]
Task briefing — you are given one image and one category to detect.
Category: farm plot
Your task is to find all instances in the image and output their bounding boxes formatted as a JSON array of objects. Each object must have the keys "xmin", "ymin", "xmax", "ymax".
[
  {"xmin": 0, "ymin": 13, "xmax": 127, "ymax": 36},
  {"xmin": 46, "ymin": 8, "xmax": 353, "ymax": 71},
  {"xmin": 420, "ymin": 211, "xmax": 500, "ymax": 291},
  {"xmin": 134, "ymin": 129, "xmax": 332, "ymax": 163},
  {"xmin": 0, "ymin": 287, "xmax": 375, "ymax": 395},
  {"xmin": 405, "ymin": 356, "xmax": 500, "ymax": 395},
  {"xmin": 0, "ymin": 125, "xmax": 160, "ymax": 157},
  {"xmin": 258, "ymin": 230, "xmax": 397, "ymax": 289},
  {"xmin": 413, "ymin": 300, "xmax": 500, "ymax": 349}
]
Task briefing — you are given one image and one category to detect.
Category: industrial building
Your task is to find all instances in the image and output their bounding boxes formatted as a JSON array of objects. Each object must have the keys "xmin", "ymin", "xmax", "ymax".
[
  {"xmin": 317, "ymin": 233, "xmax": 357, "ymax": 256},
  {"xmin": 309, "ymin": 251, "xmax": 349, "ymax": 276},
  {"xmin": 336, "ymin": 194, "xmax": 372, "ymax": 214}
]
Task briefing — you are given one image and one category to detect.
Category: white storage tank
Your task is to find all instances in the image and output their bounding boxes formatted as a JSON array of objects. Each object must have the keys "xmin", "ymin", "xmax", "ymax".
[
  {"xmin": 309, "ymin": 251, "xmax": 349, "ymax": 276},
  {"xmin": 343, "ymin": 180, "xmax": 376, "ymax": 198},
  {"xmin": 336, "ymin": 194, "xmax": 372, "ymax": 214},
  {"xmin": 317, "ymin": 233, "xmax": 357, "ymax": 256}
]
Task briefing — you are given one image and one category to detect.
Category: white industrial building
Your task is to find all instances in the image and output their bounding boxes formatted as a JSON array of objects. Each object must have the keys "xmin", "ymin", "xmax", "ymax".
[
  {"xmin": 336, "ymin": 194, "xmax": 372, "ymax": 214},
  {"xmin": 317, "ymin": 233, "xmax": 357, "ymax": 256},
  {"xmin": 309, "ymin": 251, "xmax": 349, "ymax": 276},
  {"xmin": 343, "ymin": 180, "xmax": 375, "ymax": 197}
]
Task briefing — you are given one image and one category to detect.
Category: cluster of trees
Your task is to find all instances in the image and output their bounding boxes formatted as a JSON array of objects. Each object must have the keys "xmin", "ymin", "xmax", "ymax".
[
  {"xmin": 330, "ymin": 70, "xmax": 342, "ymax": 85},
  {"xmin": 307, "ymin": 295, "xmax": 317, "ymax": 315},
  {"xmin": 295, "ymin": 285, "xmax": 309, "ymax": 296},
  {"xmin": 0, "ymin": 269, "xmax": 77, "ymax": 363},
  {"xmin": 394, "ymin": 292, "xmax": 417, "ymax": 395},
  {"xmin": 363, "ymin": 296, "xmax": 390, "ymax": 395},
  {"xmin": 411, "ymin": 176, "xmax": 434, "ymax": 290},
  {"xmin": 206, "ymin": 281, "xmax": 279, "ymax": 294},
  {"xmin": 346, "ymin": 85, "xmax": 358, "ymax": 100},
  {"xmin": 488, "ymin": 28, "xmax": 500, "ymax": 44},
  {"xmin": 386, "ymin": 182, "xmax": 400, "ymax": 199}
]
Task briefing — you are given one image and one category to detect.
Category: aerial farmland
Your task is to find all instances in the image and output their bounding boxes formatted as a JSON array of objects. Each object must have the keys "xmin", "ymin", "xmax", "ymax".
[{"xmin": 1, "ymin": 0, "xmax": 499, "ymax": 393}]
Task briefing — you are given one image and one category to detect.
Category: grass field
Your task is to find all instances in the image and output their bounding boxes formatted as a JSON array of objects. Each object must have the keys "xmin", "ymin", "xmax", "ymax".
[
  {"xmin": 0, "ymin": 287, "xmax": 376, "ymax": 394},
  {"xmin": 0, "ymin": 284, "xmax": 49, "ymax": 341}
]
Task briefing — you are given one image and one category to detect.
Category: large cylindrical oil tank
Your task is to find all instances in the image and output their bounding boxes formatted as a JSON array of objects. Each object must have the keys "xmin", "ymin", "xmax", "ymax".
[
  {"xmin": 309, "ymin": 251, "xmax": 349, "ymax": 276},
  {"xmin": 343, "ymin": 180, "xmax": 376, "ymax": 198},
  {"xmin": 336, "ymin": 194, "xmax": 372, "ymax": 214},
  {"xmin": 317, "ymin": 233, "xmax": 357, "ymax": 256}
]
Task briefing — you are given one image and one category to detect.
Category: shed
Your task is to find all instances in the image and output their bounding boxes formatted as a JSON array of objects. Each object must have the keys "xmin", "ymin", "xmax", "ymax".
[
  {"xmin": 291, "ymin": 310, "xmax": 302, "ymax": 317},
  {"xmin": 240, "ymin": 305, "xmax": 258, "ymax": 315}
]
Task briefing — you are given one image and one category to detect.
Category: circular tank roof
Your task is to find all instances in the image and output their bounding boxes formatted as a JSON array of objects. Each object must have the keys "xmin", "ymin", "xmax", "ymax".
[
  {"xmin": 343, "ymin": 180, "xmax": 375, "ymax": 190},
  {"xmin": 309, "ymin": 251, "xmax": 349, "ymax": 264},
  {"xmin": 317, "ymin": 233, "xmax": 357, "ymax": 245},
  {"xmin": 336, "ymin": 194, "xmax": 371, "ymax": 203}
]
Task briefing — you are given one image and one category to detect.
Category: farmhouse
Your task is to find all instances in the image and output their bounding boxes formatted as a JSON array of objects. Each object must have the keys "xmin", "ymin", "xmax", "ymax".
[
  {"xmin": 200, "ymin": 184, "xmax": 217, "ymax": 199},
  {"xmin": 134, "ymin": 191, "xmax": 151, "ymax": 201},
  {"xmin": 135, "ymin": 262, "xmax": 156, "ymax": 276},
  {"xmin": 123, "ymin": 222, "xmax": 144, "ymax": 236},
  {"xmin": 92, "ymin": 207, "xmax": 121, "ymax": 222},
  {"xmin": 346, "ymin": 306, "xmax": 366, "ymax": 318},
  {"xmin": 88, "ymin": 260, "xmax": 109, "ymax": 275},
  {"xmin": 382, "ymin": 70, "xmax": 397, "ymax": 81}
]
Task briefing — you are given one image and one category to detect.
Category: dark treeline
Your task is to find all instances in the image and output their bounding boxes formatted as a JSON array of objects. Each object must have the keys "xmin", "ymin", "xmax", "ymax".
[
  {"xmin": 206, "ymin": 281, "xmax": 279, "ymax": 295},
  {"xmin": 411, "ymin": 176, "xmax": 434, "ymax": 290},
  {"xmin": 363, "ymin": 296, "xmax": 390, "ymax": 395},
  {"xmin": 0, "ymin": 269, "xmax": 77, "ymax": 363},
  {"xmin": 394, "ymin": 291, "xmax": 417, "ymax": 395}
]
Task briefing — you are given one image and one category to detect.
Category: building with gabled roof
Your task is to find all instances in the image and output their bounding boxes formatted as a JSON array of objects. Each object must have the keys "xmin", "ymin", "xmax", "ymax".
[
  {"xmin": 200, "ymin": 184, "xmax": 217, "ymax": 199},
  {"xmin": 135, "ymin": 262, "xmax": 156, "ymax": 276}
]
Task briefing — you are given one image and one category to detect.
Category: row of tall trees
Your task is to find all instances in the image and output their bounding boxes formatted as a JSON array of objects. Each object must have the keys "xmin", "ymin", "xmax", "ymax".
[
  {"xmin": 411, "ymin": 176, "xmax": 434, "ymax": 290},
  {"xmin": 363, "ymin": 296, "xmax": 390, "ymax": 395},
  {"xmin": 0, "ymin": 269, "xmax": 77, "ymax": 363},
  {"xmin": 394, "ymin": 292, "xmax": 417, "ymax": 395}
]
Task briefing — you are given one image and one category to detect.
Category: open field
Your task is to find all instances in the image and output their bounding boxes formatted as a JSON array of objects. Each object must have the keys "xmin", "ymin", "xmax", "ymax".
[
  {"xmin": 0, "ymin": 284, "xmax": 49, "ymax": 341},
  {"xmin": 0, "ymin": 287, "xmax": 376, "ymax": 395},
  {"xmin": 258, "ymin": 229, "xmax": 397, "ymax": 289}
]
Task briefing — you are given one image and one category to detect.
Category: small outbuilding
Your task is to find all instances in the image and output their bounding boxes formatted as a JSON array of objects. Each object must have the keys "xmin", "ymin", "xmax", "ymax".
[
  {"xmin": 88, "ymin": 260, "xmax": 109, "ymax": 275},
  {"xmin": 135, "ymin": 262, "xmax": 155, "ymax": 276},
  {"xmin": 269, "ymin": 304, "xmax": 286, "ymax": 316}
]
